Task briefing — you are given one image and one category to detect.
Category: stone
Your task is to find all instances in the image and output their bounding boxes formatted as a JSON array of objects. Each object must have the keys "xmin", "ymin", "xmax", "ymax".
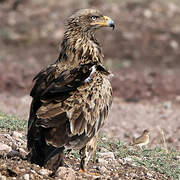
[
  {"xmin": 176, "ymin": 96, "xmax": 180, "ymax": 102},
  {"xmin": 29, "ymin": 174, "xmax": 34, "ymax": 179},
  {"xmin": 98, "ymin": 151, "xmax": 115, "ymax": 160},
  {"xmin": 0, "ymin": 175, "xmax": 6, "ymax": 180},
  {"xmin": 38, "ymin": 168, "xmax": 50, "ymax": 176},
  {"xmin": 163, "ymin": 101, "xmax": 172, "ymax": 109},
  {"xmin": 56, "ymin": 167, "xmax": 75, "ymax": 180},
  {"xmin": 18, "ymin": 148, "xmax": 27, "ymax": 158},
  {"xmin": 100, "ymin": 166, "xmax": 106, "ymax": 173},
  {"xmin": 12, "ymin": 131, "xmax": 23, "ymax": 139},
  {"xmin": 123, "ymin": 157, "xmax": 133, "ymax": 163},
  {"xmin": 99, "ymin": 147, "xmax": 109, "ymax": 152},
  {"xmin": 23, "ymin": 174, "xmax": 29, "ymax": 180},
  {"xmin": 0, "ymin": 142, "xmax": 12, "ymax": 152},
  {"xmin": 7, "ymin": 150, "xmax": 20, "ymax": 158},
  {"xmin": 98, "ymin": 158, "xmax": 108, "ymax": 165},
  {"xmin": 147, "ymin": 172, "xmax": 153, "ymax": 177}
]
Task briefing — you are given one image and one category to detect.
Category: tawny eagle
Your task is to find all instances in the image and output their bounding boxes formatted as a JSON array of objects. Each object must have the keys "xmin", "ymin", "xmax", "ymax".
[{"xmin": 27, "ymin": 9, "xmax": 114, "ymax": 172}]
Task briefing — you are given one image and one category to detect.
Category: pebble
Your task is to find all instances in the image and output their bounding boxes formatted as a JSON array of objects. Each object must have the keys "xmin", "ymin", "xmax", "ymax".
[
  {"xmin": 0, "ymin": 142, "xmax": 12, "ymax": 152},
  {"xmin": 23, "ymin": 174, "xmax": 29, "ymax": 180},
  {"xmin": 0, "ymin": 176, "xmax": 6, "ymax": 180},
  {"xmin": 176, "ymin": 96, "xmax": 180, "ymax": 102},
  {"xmin": 56, "ymin": 167, "xmax": 75, "ymax": 180},
  {"xmin": 29, "ymin": 174, "xmax": 34, "ymax": 179},
  {"xmin": 38, "ymin": 168, "xmax": 50, "ymax": 176},
  {"xmin": 98, "ymin": 152, "xmax": 115, "ymax": 160},
  {"xmin": 30, "ymin": 170, "xmax": 36, "ymax": 174},
  {"xmin": 123, "ymin": 157, "xmax": 133, "ymax": 163},
  {"xmin": 98, "ymin": 158, "xmax": 108, "ymax": 165},
  {"xmin": 130, "ymin": 172, "xmax": 138, "ymax": 178},
  {"xmin": 19, "ymin": 148, "xmax": 28, "ymax": 157},
  {"xmin": 99, "ymin": 147, "xmax": 109, "ymax": 152},
  {"xmin": 7, "ymin": 150, "xmax": 20, "ymax": 158},
  {"xmin": 175, "ymin": 156, "xmax": 180, "ymax": 160},
  {"xmin": 3, "ymin": 134, "xmax": 13, "ymax": 141},
  {"xmin": 12, "ymin": 131, "xmax": 23, "ymax": 139},
  {"xmin": 100, "ymin": 166, "xmax": 106, "ymax": 173},
  {"xmin": 163, "ymin": 101, "xmax": 172, "ymax": 109},
  {"xmin": 147, "ymin": 172, "xmax": 153, "ymax": 177},
  {"xmin": 101, "ymin": 137, "xmax": 107, "ymax": 141}
]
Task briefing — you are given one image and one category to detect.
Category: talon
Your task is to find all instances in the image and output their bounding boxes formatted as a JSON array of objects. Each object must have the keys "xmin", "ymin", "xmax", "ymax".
[
  {"xmin": 79, "ymin": 168, "xmax": 99, "ymax": 176},
  {"xmin": 79, "ymin": 168, "xmax": 86, "ymax": 173}
]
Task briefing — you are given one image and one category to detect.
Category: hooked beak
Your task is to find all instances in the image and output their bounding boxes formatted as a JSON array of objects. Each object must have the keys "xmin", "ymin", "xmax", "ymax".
[
  {"xmin": 91, "ymin": 16, "xmax": 115, "ymax": 30},
  {"xmin": 103, "ymin": 16, "xmax": 115, "ymax": 30}
]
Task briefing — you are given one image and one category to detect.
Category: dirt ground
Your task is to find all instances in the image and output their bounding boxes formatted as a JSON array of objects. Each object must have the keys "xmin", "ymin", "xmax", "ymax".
[{"xmin": 0, "ymin": 0, "xmax": 180, "ymax": 152}]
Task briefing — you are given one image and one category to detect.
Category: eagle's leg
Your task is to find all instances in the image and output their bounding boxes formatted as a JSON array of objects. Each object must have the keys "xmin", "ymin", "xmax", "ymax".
[
  {"xmin": 92, "ymin": 135, "xmax": 98, "ymax": 163},
  {"xmin": 79, "ymin": 134, "xmax": 98, "ymax": 173}
]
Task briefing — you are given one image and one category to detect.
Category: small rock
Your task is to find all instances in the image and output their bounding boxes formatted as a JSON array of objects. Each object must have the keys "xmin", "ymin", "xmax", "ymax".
[
  {"xmin": 118, "ymin": 158, "xmax": 123, "ymax": 164},
  {"xmin": 101, "ymin": 137, "xmax": 107, "ymax": 141},
  {"xmin": 123, "ymin": 157, "xmax": 133, "ymax": 164},
  {"xmin": 23, "ymin": 174, "xmax": 29, "ymax": 180},
  {"xmin": 167, "ymin": 137, "xmax": 174, "ymax": 143},
  {"xmin": 99, "ymin": 147, "xmax": 109, "ymax": 152},
  {"xmin": 38, "ymin": 168, "xmax": 50, "ymax": 176},
  {"xmin": 130, "ymin": 172, "xmax": 137, "ymax": 178},
  {"xmin": 4, "ymin": 134, "xmax": 13, "ymax": 141},
  {"xmin": 12, "ymin": 131, "xmax": 23, "ymax": 139},
  {"xmin": 147, "ymin": 172, "xmax": 153, "ymax": 177},
  {"xmin": 97, "ymin": 158, "xmax": 108, "ymax": 165},
  {"xmin": 0, "ymin": 142, "xmax": 12, "ymax": 152},
  {"xmin": 0, "ymin": 175, "xmax": 6, "ymax": 180},
  {"xmin": 19, "ymin": 148, "xmax": 28, "ymax": 157},
  {"xmin": 174, "ymin": 156, "xmax": 180, "ymax": 161},
  {"xmin": 163, "ymin": 101, "xmax": 172, "ymax": 109},
  {"xmin": 144, "ymin": 9, "xmax": 152, "ymax": 18},
  {"xmin": 98, "ymin": 151, "xmax": 115, "ymax": 160},
  {"xmin": 176, "ymin": 96, "xmax": 180, "ymax": 102},
  {"xmin": 7, "ymin": 150, "xmax": 20, "ymax": 158},
  {"xmin": 30, "ymin": 170, "xmax": 36, "ymax": 174},
  {"xmin": 170, "ymin": 40, "xmax": 179, "ymax": 50},
  {"xmin": 29, "ymin": 174, "xmax": 34, "ymax": 179},
  {"xmin": 123, "ymin": 157, "xmax": 133, "ymax": 163},
  {"xmin": 56, "ymin": 167, "xmax": 75, "ymax": 180},
  {"xmin": 16, "ymin": 138, "xmax": 24, "ymax": 144},
  {"xmin": 100, "ymin": 166, "xmax": 106, "ymax": 173}
]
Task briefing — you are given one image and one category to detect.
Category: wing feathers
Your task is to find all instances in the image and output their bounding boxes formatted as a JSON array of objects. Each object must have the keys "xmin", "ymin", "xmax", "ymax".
[
  {"xmin": 36, "ymin": 112, "xmax": 68, "ymax": 128},
  {"xmin": 29, "ymin": 62, "xmax": 112, "ymax": 146}
]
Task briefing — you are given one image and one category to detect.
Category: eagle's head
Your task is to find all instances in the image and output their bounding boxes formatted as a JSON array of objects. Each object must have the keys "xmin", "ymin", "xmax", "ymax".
[{"xmin": 67, "ymin": 9, "xmax": 115, "ymax": 32}]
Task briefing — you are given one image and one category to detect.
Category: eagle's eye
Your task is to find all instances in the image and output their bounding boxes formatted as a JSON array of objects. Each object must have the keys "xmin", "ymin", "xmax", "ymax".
[{"xmin": 91, "ymin": 16, "xmax": 97, "ymax": 21}]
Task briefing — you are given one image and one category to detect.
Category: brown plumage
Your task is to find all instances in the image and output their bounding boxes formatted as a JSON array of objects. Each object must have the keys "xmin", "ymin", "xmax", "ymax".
[
  {"xmin": 131, "ymin": 129, "xmax": 150, "ymax": 149},
  {"xmin": 27, "ymin": 9, "xmax": 114, "ymax": 172}
]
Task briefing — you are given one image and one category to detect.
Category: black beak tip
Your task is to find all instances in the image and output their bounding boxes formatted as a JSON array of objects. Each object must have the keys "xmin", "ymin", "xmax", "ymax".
[{"xmin": 110, "ymin": 23, "xmax": 115, "ymax": 30}]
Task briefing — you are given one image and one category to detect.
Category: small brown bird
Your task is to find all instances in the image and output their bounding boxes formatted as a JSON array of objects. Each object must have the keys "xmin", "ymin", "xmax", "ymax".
[
  {"xmin": 131, "ymin": 129, "xmax": 150, "ymax": 149},
  {"xmin": 27, "ymin": 9, "xmax": 114, "ymax": 173}
]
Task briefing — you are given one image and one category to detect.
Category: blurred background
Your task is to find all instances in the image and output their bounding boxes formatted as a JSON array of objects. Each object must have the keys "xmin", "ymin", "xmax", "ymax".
[{"xmin": 0, "ymin": 0, "xmax": 180, "ymax": 149}]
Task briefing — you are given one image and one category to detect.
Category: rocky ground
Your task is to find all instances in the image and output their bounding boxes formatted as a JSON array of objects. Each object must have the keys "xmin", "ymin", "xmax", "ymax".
[{"xmin": 1, "ymin": 129, "xmax": 176, "ymax": 180}]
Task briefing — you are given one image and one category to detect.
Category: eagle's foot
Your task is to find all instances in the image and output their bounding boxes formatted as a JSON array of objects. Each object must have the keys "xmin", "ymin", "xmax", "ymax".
[
  {"xmin": 79, "ymin": 135, "xmax": 99, "ymax": 176},
  {"xmin": 79, "ymin": 168, "xmax": 100, "ymax": 176}
]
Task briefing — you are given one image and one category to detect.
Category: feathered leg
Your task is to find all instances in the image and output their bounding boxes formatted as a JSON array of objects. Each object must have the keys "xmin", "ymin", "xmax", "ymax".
[
  {"xmin": 79, "ymin": 134, "xmax": 98, "ymax": 172},
  {"xmin": 45, "ymin": 147, "xmax": 65, "ymax": 171}
]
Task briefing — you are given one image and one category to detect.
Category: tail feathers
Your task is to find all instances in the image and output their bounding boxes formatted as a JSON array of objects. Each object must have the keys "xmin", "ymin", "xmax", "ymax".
[{"xmin": 29, "ymin": 139, "xmax": 64, "ymax": 169}]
